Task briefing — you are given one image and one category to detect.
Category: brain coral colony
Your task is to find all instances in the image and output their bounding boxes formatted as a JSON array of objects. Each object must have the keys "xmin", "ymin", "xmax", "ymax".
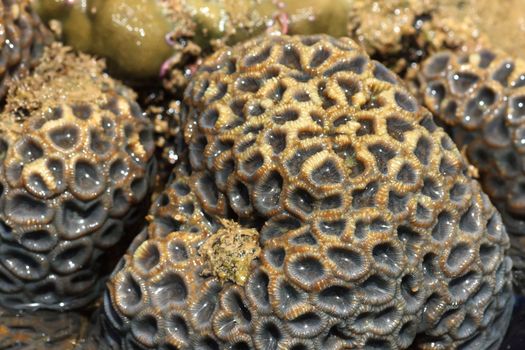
[
  {"xmin": 0, "ymin": 43, "xmax": 156, "ymax": 311},
  {"xmin": 95, "ymin": 35, "xmax": 513, "ymax": 349}
]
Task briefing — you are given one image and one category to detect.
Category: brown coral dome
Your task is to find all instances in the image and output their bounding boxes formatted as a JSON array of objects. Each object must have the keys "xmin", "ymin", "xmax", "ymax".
[
  {"xmin": 98, "ymin": 35, "xmax": 513, "ymax": 349},
  {"xmin": 418, "ymin": 47, "xmax": 525, "ymax": 290},
  {"xmin": 0, "ymin": 44, "xmax": 156, "ymax": 311},
  {"xmin": 0, "ymin": 0, "xmax": 50, "ymax": 101}
]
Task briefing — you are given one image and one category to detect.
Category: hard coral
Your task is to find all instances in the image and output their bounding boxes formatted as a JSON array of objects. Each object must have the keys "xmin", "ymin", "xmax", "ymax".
[
  {"xmin": 0, "ymin": 44, "xmax": 156, "ymax": 311},
  {"xmin": 98, "ymin": 35, "xmax": 512, "ymax": 349},
  {"xmin": 0, "ymin": 0, "xmax": 50, "ymax": 100},
  {"xmin": 418, "ymin": 47, "xmax": 525, "ymax": 291}
]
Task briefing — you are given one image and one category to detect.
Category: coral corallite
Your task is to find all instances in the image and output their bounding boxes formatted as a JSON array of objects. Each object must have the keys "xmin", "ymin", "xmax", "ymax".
[
  {"xmin": 98, "ymin": 35, "xmax": 513, "ymax": 349},
  {"xmin": 0, "ymin": 44, "xmax": 156, "ymax": 311}
]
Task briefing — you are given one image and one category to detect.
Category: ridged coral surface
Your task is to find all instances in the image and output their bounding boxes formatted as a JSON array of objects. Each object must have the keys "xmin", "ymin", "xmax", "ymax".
[
  {"xmin": 0, "ymin": 45, "xmax": 156, "ymax": 311},
  {"xmin": 418, "ymin": 47, "xmax": 525, "ymax": 291},
  {"xmin": 0, "ymin": 0, "xmax": 50, "ymax": 100},
  {"xmin": 98, "ymin": 35, "xmax": 513, "ymax": 349}
]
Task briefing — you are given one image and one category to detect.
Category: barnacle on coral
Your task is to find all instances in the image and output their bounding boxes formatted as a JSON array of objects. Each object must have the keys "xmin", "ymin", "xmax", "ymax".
[
  {"xmin": 418, "ymin": 47, "xmax": 525, "ymax": 292},
  {"xmin": 96, "ymin": 35, "xmax": 513, "ymax": 349},
  {"xmin": 0, "ymin": 44, "xmax": 156, "ymax": 311},
  {"xmin": 0, "ymin": 0, "xmax": 50, "ymax": 101}
]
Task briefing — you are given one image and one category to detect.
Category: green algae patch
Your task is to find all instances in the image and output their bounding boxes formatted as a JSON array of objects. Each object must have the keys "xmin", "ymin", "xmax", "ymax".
[
  {"xmin": 36, "ymin": 0, "xmax": 174, "ymax": 80},
  {"xmin": 35, "ymin": 0, "xmax": 355, "ymax": 82},
  {"xmin": 183, "ymin": 0, "xmax": 276, "ymax": 48},
  {"xmin": 91, "ymin": 0, "xmax": 174, "ymax": 79}
]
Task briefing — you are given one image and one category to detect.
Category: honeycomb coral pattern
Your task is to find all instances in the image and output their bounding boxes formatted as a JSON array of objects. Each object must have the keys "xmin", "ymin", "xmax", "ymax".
[
  {"xmin": 99, "ymin": 35, "xmax": 513, "ymax": 349},
  {"xmin": 0, "ymin": 0, "xmax": 50, "ymax": 100},
  {"xmin": 0, "ymin": 88, "xmax": 156, "ymax": 311},
  {"xmin": 418, "ymin": 48, "xmax": 525, "ymax": 291}
]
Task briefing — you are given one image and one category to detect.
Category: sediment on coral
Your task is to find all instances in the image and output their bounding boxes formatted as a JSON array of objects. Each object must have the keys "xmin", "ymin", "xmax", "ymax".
[{"xmin": 95, "ymin": 35, "xmax": 513, "ymax": 349}]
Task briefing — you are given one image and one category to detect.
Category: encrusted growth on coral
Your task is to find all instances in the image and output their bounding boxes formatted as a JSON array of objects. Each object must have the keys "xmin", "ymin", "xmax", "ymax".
[
  {"xmin": 0, "ymin": 44, "xmax": 156, "ymax": 311},
  {"xmin": 418, "ymin": 46, "xmax": 525, "ymax": 291},
  {"xmin": 199, "ymin": 219, "xmax": 260, "ymax": 285},
  {"xmin": 98, "ymin": 35, "xmax": 512, "ymax": 349}
]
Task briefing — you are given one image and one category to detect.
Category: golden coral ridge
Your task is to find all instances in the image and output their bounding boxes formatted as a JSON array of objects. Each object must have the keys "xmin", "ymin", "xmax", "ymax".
[
  {"xmin": 0, "ymin": 44, "xmax": 156, "ymax": 311},
  {"xmin": 99, "ymin": 35, "xmax": 513, "ymax": 349}
]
